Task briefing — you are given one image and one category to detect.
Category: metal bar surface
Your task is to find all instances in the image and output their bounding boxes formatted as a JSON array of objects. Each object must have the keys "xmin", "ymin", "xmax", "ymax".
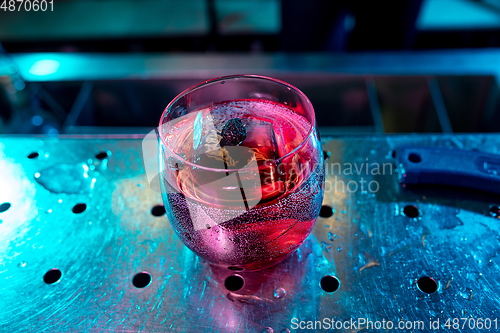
[{"xmin": 0, "ymin": 134, "xmax": 499, "ymax": 332}]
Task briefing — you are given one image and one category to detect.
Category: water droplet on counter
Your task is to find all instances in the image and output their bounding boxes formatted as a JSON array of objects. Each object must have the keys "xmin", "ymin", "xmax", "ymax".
[
  {"xmin": 274, "ymin": 287, "xmax": 286, "ymax": 299},
  {"xmin": 458, "ymin": 291, "xmax": 469, "ymax": 299},
  {"xmin": 35, "ymin": 163, "xmax": 97, "ymax": 194},
  {"xmin": 88, "ymin": 153, "xmax": 110, "ymax": 171},
  {"xmin": 321, "ymin": 241, "xmax": 332, "ymax": 252},
  {"xmin": 18, "ymin": 261, "xmax": 27, "ymax": 268},
  {"xmin": 262, "ymin": 328, "xmax": 273, "ymax": 333}
]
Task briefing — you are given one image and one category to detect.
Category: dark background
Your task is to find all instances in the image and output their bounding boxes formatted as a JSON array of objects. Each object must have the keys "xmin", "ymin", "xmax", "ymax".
[{"xmin": 1, "ymin": 0, "xmax": 500, "ymax": 135}]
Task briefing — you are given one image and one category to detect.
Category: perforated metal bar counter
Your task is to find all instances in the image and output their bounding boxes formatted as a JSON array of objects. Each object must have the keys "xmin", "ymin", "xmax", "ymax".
[{"xmin": 1, "ymin": 134, "xmax": 499, "ymax": 332}]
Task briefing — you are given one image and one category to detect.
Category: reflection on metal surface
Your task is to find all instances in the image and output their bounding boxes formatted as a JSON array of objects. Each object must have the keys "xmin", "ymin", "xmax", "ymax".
[{"xmin": 0, "ymin": 135, "xmax": 499, "ymax": 332}]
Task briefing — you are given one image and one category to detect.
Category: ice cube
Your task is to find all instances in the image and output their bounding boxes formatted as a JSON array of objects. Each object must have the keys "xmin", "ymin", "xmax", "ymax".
[
  {"xmin": 240, "ymin": 116, "xmax": 280, "ymax": 162},
  {"xmin": 188, "ymin": 114, "xmax": 256, "ymax": 172},
  {"xmin": 238, "ymin": 116, "xmax": 286, "ymax": 202},
  {"xmin": 189, "ymin": 110, "xmax": 223, "ymax": 167}
]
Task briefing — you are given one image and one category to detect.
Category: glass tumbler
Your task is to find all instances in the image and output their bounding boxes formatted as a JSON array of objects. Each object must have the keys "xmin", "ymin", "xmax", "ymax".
[{"xmin": 159, "ymin": 75, "xmax": 325, "ymax": 271}]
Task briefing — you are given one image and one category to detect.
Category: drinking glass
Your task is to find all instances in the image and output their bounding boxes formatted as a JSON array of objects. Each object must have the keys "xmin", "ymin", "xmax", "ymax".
[{"xmin": 159, "ymin": 75, "xmax": 324, "ymax": 271}]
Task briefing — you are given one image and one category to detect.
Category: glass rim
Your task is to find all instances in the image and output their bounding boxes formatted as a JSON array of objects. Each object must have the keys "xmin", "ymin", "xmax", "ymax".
[{"xmin": 159, "ymin": 74, "xmax": 316, "ymax": 172}]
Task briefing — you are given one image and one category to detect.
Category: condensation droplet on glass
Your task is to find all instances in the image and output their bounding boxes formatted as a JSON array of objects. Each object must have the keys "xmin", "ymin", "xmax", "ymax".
[
  {"xmin": 278, "ymin": 164, "xmax": 286, "ymax": 175},
  {"xmin": 206, "ymin": 224, "xmax": 211, "ymax": 229},
  {"xmin": 274, "ymin": 287, "xmax": 286, "ymax": 299}
]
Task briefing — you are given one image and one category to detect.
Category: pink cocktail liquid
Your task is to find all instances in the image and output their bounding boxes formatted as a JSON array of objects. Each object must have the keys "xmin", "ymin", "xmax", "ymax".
[{"xmin": 160, "ymin": 99, "xmax": 324, "ymax": 270}]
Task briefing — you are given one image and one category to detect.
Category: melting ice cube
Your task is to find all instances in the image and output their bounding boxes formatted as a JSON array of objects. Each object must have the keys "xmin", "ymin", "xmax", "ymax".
[{"xmin": 240, "ymin": 116, "xmax": 281, "ymax": 162}]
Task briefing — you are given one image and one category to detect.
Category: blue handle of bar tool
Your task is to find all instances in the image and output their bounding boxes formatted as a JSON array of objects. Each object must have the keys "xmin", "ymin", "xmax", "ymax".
[{"xmin": 395, "ymin": 146, "xmax": 500, "ymax": 195}]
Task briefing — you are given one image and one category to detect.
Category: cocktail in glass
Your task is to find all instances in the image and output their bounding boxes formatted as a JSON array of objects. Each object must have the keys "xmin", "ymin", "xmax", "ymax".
[{"xmin": 159, "ymin": 75, "xmax": 324, "ymax": 271}]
